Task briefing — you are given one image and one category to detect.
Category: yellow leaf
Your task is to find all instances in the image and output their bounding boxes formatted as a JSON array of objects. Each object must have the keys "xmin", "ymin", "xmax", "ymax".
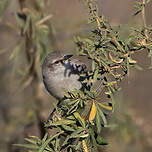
[
  {"xmin": 107, "ymin": 81, "xmax": 117, "ymax": 86},
  {"xmin": 89, "ymin": 101, "xmax": 96, "ymax": 124},
  {"xmin": 82, "ymin": 140, "xmax": 88, "ymax": 152},
  {"xmin": 128, "ymin": 57, "xmax": 137, "ymax": 64}
]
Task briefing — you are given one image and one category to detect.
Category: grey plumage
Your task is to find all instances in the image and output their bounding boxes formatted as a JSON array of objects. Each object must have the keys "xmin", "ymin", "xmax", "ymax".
[{"xmin": 42, "ymin": 51, "xmax": 88, "ymax": 99}]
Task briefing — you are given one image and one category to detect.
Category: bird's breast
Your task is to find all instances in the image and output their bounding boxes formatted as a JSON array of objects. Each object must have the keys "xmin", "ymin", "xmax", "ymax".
[{"xmin": 43, "ymin": 67, "xmax": 82, "ymax": 99}]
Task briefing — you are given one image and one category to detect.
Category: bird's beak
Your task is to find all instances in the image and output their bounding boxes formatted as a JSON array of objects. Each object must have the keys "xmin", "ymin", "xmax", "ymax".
[{"xmin": 63, "ymin": 54, "xmax": 73, "ymax": 60}]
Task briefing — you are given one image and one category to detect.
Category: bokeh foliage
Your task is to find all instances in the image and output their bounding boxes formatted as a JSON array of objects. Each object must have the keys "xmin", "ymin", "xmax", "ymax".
[{"xmin": 1, "ymin": 0, "xmax": 151, "ymax": 152}]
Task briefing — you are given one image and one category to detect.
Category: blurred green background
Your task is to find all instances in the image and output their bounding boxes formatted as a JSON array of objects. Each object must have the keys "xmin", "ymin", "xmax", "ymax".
[{"xmin": 0, "ymin": 0, "xmax": 152, "ymax": 152}]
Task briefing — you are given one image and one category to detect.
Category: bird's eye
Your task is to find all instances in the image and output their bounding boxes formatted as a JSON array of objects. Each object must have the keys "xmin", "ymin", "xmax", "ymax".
[{"xmin": 53, "ymin": 60, "xmax": 60, "ymax": 64}]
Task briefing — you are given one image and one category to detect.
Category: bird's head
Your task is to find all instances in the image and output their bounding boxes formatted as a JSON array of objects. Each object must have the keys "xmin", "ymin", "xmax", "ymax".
[{"xmin": 42, "ymin": 51, "xmax": 73, "ymax": 71}]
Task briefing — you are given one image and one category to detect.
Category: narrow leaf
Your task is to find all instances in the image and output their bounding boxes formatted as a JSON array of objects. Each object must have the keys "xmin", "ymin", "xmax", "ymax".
[
  {"xmin": 73, "ymin": 112, "xmax": 85, "ymax": 128},
  {"xmin": 95, "ymin": 109, "xmax": 101, "ymax": 134},
  {"xmin": 45, "ymin": 120, "xmax": 76, "ymax": 127},
  {"xmin": 24, "ymin": 138, "xmax": 37, "ymax": 145},
  {"xmin": 39, "ymin": 131, "xmax": 64, "ymax": 152},
  {"xmin": 97, "ymin": 102, "xmax": 112, "ymax": 111},
  {"xmin": 96, "ymin": 104, "xmax": 107, "ymax": 126},
  {"xmin": 13, "ymin": 144, "xmax": 39, "ymax": 150},
  {"xmin": 89, "ymin": 101, "xmax": 96, "ymax": 124},
  {"xmin": 89, "ymin": 127, "xmax": 98, "ymax": 152},
  {"xmin": 61, "ymin": 125, "xmax": 75, "ymax": 132}
]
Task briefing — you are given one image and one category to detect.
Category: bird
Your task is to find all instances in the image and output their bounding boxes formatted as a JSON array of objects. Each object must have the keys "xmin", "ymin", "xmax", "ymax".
[
  {"xmin": 42, "ymin": 51, "xmax": 90, "ymax": 121},
  {"xmin": 42, "ymin": 51, "xmax": 89, "ymax": 100}
]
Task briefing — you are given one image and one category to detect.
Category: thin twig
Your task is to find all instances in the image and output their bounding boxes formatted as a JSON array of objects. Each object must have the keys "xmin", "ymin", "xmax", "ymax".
[
  {"xmin": 142, "ymin": 0, "xmax": 148, "ymax": 39},
  {"xmin": 36, "ymin": 14, "xmax": 53, "ymax": 26}
]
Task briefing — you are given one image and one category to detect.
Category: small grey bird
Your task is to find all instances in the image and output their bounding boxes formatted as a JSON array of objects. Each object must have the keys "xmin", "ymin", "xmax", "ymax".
[{"xmin": 42, "ymin": 51, "xmax": 88, "ymax": 100}]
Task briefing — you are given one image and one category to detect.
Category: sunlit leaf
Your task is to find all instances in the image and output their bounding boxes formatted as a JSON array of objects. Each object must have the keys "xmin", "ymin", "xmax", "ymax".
[
  {"xmin": 42, "ymin": 133, "xmax": 48, "ymax": 143},
  {"xmin": 92, "ymin": 60, "xmax": 96, "ymax": 71},
  {"xmin": 82, "ymin": 140, "xmax": 89, "ymax": 152},
  {"xmin": 89, "ymin": 101, "xmax": 96, "ymax": 124},
  {"xmin": 67, "ymin": 100, "xmax": 79, "ymax": 114},
  {"xmin": 97, "ymin": 102, "xmax": 112, "ymax": 111},
  {"xmin": 73, "ymin": 112, "xmax": 85, "ymax": 128},
  {"xmin": 128, "ymin": 57, "xmax": 137, "ymax": 64}
]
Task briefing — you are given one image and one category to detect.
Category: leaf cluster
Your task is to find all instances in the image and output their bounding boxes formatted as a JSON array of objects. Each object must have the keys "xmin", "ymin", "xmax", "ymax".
[{"xmin": 16, "ymin": 86, "xmax": 110, "ymax": 151}]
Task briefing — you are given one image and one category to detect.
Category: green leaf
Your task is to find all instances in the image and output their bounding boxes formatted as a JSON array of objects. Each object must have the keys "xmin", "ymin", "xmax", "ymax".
[
  {"xmin": 97, "ymin": 102, "xmax": 113, "ymax": 111},
  {"xmin": 39, "ymin": 131, "xmax": 64, "ymax": 152},
  {"xmin": 96, "ymin": 104, "xmax": 107, "ymax": 126},
  {"xmin": 66, "ymin": 115, "xmax": 75, "ymax": 120},
  {"xmin": 24, "ymin": 138, "xmax": 37, "ymax": 145},
  {"xmin": 134, "ymin": 2, "xmax": 143, "ymax": 16},
  {"xmin": 73, "ymin": 112, "xmax": 86, "ymax": 128},
  {"xmin": 62, "ymin": 128, "xmax": 84, "ymax": 147},
  {"xmin": 61, "ymin": 125, "xmax": 75, "ymax": 132},
  {"xmin": 84, "ymin": 38, "xmax": 93, "ymax": 44},
  {"xmin": 93, "ymin": 69, "xmax": 99, "ymax": 82},
  {"xmin": 89, "ymin": 127, "xmax": 98, "ymax": 152},
  {"xmin": 70, "ymin": 128, "xmax": 85, "ymax": 138},
  {"xmin": 96, "ymin": 135, "xmax": 108, "ymax": 145},
  {"xmin": 86, "ymin": 90, "xmax": 95, "ymax": 99},
  {"xmin": 13, "ymin": 144, "xmax": 39, "ymax": 150},
  {"xmin": 75, "ymin": 141, "xmax": 82, "ymax": 150},
  {"xmin": 42, "ymin": 133, "xmax": 48, "ymax": 143},
  {"xmin": 107, "ymin": 86, "xmax": 115, "ymax": 111},
  {"xmin": 127, "ymin": 56, "xmax": 130, "ymax": 77},
  {"xmin": 67, "ymin": 99, "xmax": 79, "ymax": 106},
  {"xmin": 62, "ymin": 135, "xmax": 70, "ymax": 146},
  {"xmin": 45, "ymin": 120, "xmax": 76, "ymax": 127},
  {"xmin": 55, "ymin": 137, "xmax": 60, "ymax": 151},
  {"xmin": 67, "ymin": 100, "xmax": 79, "ymax": 114},
  {"xmin": 95, "ymin": 108, "xmax": 101, "ymax": 134}
]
